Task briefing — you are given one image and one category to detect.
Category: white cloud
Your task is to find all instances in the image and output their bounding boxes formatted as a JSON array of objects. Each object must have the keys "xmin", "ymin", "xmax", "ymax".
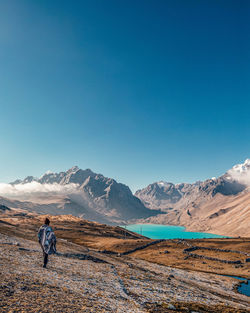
[
  {"xmin": 228, "ymin": 169, "xmax": 250, "ymax": 186},
  {"xmin": 0, "ymin": 181, "xmax": 105, "ymax": 215},
  {"xmin": 0, "ymin": 182, "xmax": 79, "ymax": 200}
]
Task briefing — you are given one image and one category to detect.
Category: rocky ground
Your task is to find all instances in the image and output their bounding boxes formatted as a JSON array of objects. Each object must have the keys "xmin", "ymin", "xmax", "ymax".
[{"xmin": 0, "ymin": 231, "xmax": 250, "ymax": 312}]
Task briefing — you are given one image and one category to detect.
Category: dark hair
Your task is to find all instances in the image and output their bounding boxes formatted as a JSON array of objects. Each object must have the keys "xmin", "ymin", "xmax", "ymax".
[{"xmin": 44, "ymin": 218, "xmax": 50, "ymax": 225}]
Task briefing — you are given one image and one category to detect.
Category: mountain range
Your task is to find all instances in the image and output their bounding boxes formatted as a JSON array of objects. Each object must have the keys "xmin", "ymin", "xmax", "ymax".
[
  {"xmin": 1, "ymin": 166, "xmax": 161, "ymax": 224},
  {"xmin": 135, "ymin": 159, "xmax": 250, "ymax": 236},
  {"xmin": 0, "ymin": 159, "xmax": 249, "ymax": 236}
]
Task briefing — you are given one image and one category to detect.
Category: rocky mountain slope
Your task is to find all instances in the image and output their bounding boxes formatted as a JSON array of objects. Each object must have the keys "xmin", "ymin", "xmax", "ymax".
[
  {"xmin": 135, "ymin": 159, "xmax": 250, "ymax": 236},
  {"xmin": 1, "ymin": 167, "xmax": 161, "ymax": 224},
  {"xmin": 0, "ymin": 211, "xmax": 249, "ymax": 312},
  {"xmin": 2, "ymin": 232, "xmax": 249, "ymax": 312}
]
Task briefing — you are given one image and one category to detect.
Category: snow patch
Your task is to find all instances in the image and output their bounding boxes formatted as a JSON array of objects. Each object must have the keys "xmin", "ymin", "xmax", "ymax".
[
  {"xmin": 157, "ymin": 181, "xmax": 171, "ymax": 187},
  {"xmin": 157, "ymin": 182, "xmax": 165, "ymax": 186}
]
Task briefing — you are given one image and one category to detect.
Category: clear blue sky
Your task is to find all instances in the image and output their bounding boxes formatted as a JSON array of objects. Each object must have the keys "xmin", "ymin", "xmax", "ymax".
[{"xmin": 0, "ymin": 0, "xmax": 249, "ymax": 192}]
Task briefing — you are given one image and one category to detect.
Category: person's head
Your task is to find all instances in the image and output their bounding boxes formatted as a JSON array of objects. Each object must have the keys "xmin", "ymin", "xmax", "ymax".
[{"xmin": 44, "ymin": 217, "xmax": 50, "ymax": 225}]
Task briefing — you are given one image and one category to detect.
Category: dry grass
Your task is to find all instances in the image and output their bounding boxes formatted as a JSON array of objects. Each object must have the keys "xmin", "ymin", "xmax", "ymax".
[
  {"xmin": 1, "ymin": 212, "xmax": 250, "ymax": 312},
  {"xmin": 194, "ymin": 249, "xmax": 246, "ymax": 262},
  {"xmin": 1, "ymin": 211, "xmax": 250, "ymax": 279},
  {"xmin": 130, "ymin": 239, "xmax": 250, "ymax": 278},
  {"xmin": 145, "ymin": 301, "xmax": 249, "ymax": 313},
  {"xmin": 194, "ymin": 238, "xmax": 250, "ymax": 254},
  {"xmin": 0, "ymin": 210, "xmax": 149, "ymax": 250},
  {"xmin": 0, "ymin": 274, "xmax": 88, "ymax": 313}
]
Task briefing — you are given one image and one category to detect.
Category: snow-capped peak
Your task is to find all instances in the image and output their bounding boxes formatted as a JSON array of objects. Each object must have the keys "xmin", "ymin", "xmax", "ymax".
[
  {"xmin": 157, "ymin": 181, "xmax": 169, "ymax": 187},
  {"xmin": 230, "ymin": 159, "xmax": 250, "ymax": 173},
  {"xmin": 227, "ymin": 158, "xmax": 250, "ymax": 186},
  {"xmin": 39, "ymin": 170, "xmax": 55, "ymax": 179},
  {"xmin": 157, "ymin": 181, "xmax": 165, "ymax": 186},
  {"xmin": 67, "ymin": 166, "xmax": 80, "ymax": 174},
  {"xmin": 45, "ymin": 170, "xmax": 54, "ymax": 175},
  {"xmin": 41, "ymin": 170, "xmax": 54, "ymax": 176},
  {"xmin": 243, "ymin": 158, "xmax": 250, "ymax": 166}
]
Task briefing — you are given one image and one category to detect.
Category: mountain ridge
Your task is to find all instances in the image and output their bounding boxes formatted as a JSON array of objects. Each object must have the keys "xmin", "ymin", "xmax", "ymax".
[
  {"xmin": 135, "ymin": 159, "xmax": 250, "ymax": 211},
  {"xmin": 5, "ymin": 166, "xmax": 162, "ymax": 224},
  {"xmin": 1, "ymin": 159, "xmax": 250, "ymax": 236},
  {"xmin": 134, "ymin": 159, "xmax": 250, "ymax": 236}
]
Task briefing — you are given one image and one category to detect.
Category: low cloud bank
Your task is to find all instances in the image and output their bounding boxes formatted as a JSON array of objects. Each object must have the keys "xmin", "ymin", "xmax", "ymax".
[
  {"xmin": 228, "ymin": 169, "xmax": 250, "ymax": 186},
  {"xmin": 0, "ymin": 182, "xmax": 104, "ymax": 216},
  {"xmin": 0, "ymin": 182, "xmax": 79, "ymax": 200}
]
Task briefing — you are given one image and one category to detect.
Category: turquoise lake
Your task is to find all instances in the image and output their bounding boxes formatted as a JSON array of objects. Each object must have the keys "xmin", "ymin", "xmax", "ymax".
[
  {"xmin": 221, "ymin": 276, "xmax": 250, "ymax": 297},
  {"xmin": 124, "ymin": 224, "xmax": 250, "ymax": 297},
  {"xmin": 124, "ymin": 224, "xmax": 227, "ymax": 239}
]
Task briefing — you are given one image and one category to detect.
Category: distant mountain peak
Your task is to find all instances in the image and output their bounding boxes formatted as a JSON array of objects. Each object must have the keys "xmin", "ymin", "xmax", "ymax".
[
  {"xmin": 157, "ymin": 181, "xmax": 172, "ymax": 187},
  {"xmin": 39, "ymin": 170, "xmax": 55, "ymax": 179},
  {"xmin": 67, "ymin": 166, "xmax": 80, "ymax": 173},
  {"xmin": 135, "ymin": 159, "xmax": 250, "ymax": 211},
  {"xmin": 7, "ymin": 165, "xmax": 159, "ymax": 224},
  {"xmin": 229, "ymin": 158, "xmax": 250, "ymax": 174},
  {"xmin": 226, "ymin": 158, "xmax": 250, "ymax": 186},
  {"xmin": 23, "ymin": 176, "xmax": 37, "ymax": 184},
  {"xmin": 45, "ymin": 170, "xmax": 54, "ymax": 175}
]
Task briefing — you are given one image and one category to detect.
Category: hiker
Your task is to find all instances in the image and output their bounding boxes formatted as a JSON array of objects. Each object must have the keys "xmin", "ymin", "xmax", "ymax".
[{"xmin": 38, "ymin": 217, "xmax": 57, "ymax": 268}]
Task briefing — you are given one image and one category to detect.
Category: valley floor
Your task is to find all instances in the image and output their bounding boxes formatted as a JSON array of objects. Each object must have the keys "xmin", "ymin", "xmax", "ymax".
[{"xmin": 0, "ymin": 232, "xmax": 250, "ymax": 313}]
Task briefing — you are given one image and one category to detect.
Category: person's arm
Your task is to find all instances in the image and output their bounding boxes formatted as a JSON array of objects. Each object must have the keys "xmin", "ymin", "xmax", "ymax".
[
  {"xmin": 53, "ymin": 232, "xmax": 57, "ymax": 253},
  {"xmin": 38, "ymin": 226, "xmax": 43, "ymax": 243},
  {"xmin": 49, "ymin": 227, "xmax": 56, "ymax": 244}
]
